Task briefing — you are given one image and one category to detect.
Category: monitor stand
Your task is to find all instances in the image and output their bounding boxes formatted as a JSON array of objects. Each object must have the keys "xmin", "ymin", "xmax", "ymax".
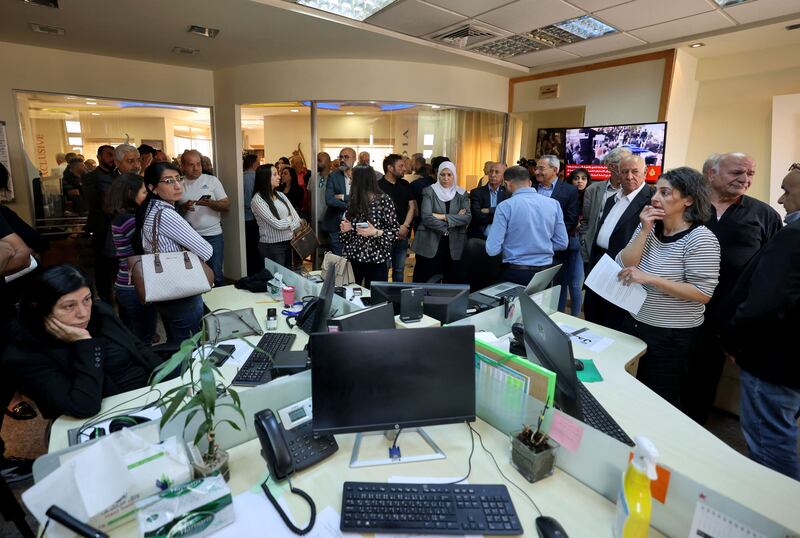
[{"xmin": 349, "ymin": 428, "xmax": 446, "ymax": 468}]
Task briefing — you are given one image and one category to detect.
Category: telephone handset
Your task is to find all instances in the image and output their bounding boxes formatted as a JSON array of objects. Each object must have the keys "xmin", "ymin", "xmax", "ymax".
[
  {"xmin": 255, "ymin": 409, "xmax": 294, "ymax": 480},
  {"xmin": 293, "ymin": 297, "xmax": 320, "ymax": 330}
]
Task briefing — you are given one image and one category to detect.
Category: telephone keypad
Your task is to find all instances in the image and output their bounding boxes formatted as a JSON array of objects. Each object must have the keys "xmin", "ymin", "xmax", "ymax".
[{"xmin": 285, "ymin": 420, "xmax": 338, "ymax": 471}]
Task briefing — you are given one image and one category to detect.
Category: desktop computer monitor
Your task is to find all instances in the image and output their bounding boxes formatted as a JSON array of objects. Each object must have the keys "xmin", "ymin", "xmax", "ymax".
[
  {"xmin": 299, "ymin": 264, "xmax": 336, "ymax": 335},
  {"xmin": 369, "ymin": 282, "xmax": 470, "ymax": 323},
  {"xmin": 310, "ymin": 325, "xmax": 476, "ymax": 435},
  {"xmin": 518, "ymin": 292, "xmax": 581, "ymax": 418}
]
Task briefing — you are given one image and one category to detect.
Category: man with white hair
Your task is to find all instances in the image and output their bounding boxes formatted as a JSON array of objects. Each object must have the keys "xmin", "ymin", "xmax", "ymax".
[
  {"xmin": 114, "ymin": 143, "xmax": 142, "ymax": 175},
  {"xmin": 579, "ymin": 146, "xmax": 633, "ymax": 262},
  {"xmin": 686, "ymin": 152, "xmax": 782, "ymax": 424},
  {"xmin": 533, "ymin": 155, "xmax": 579, "ymax": 235}
]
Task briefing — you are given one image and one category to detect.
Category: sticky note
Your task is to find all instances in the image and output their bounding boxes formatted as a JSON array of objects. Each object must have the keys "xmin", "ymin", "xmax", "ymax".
[{"xmin": 548, "ymin": 413, "xmax": 584, "ymax": 453}]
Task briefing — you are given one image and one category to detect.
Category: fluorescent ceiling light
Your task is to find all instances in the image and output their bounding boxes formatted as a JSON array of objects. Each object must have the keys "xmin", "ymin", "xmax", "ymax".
[
  {"xmin": 85, "ymin": 101, "xmax": 97, "ymax": 105},
  {"xmin": 473, "ymin": 35, "xmax": 544, "ymax": 59},
  {"xmin": 345, "ymin": 112, "xmax": 355, "ymax": 115},
  {"xmin": 554, "ymin": 16, "xmax": 616, "ymax": 40},
  {"xmin": 714, "ymin": 0, "xmax": 751, "ymax": 6},
  {"xmin": 423, "ymin": 149, "xmax": 433, "ymax": 159},
  {"xmin": 290, "ymin": 109, "xmax": 299, "ymax": 113},
  {"xmin": 423, "ymin": 134, "xmax": 434, "ymax": 146},
  {"xmin": 67, "ymin": 136, "xmax": 82, "ymax": 146},
  {"xmin": 91, "ymin": 112, "xmax": 100, "ymax": 116},
  {"xmin": 65, "ymin": 120, "xmax": 81, "ymax": 133},
  {"xmin": 430, "ymin": 105, "xmax": 441, "ymax": 109},
  {"xmin": 295, "ymin": 0, "xmax": 397, "ymax": 22}
]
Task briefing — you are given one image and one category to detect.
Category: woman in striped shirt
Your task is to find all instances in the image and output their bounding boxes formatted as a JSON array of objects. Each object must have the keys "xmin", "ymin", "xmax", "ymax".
[
  {"xmin": 617, "ymin": 167, "xmax": 720, "ymax": 410},
  {"xmin": 250, "ymin": 164, "xmax": 302, "ymax": 270},
  {"xmin": 136, "ymin": 162, "xmax": 212, "ymax": 345},
  {"xmin": 103, "ymin": 173, "xmax": 157, "ymax": 343}
]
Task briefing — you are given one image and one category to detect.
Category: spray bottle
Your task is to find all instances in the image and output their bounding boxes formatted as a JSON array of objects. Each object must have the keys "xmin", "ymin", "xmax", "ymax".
[{"xmin": 612, "ymin": 436, "xmax": 659, "ymax": 538}]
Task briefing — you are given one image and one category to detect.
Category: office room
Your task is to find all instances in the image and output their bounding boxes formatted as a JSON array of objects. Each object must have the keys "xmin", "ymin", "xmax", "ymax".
[{"xmin": 1, "ymin": 0, "xmax": 799, "ymax": 536}]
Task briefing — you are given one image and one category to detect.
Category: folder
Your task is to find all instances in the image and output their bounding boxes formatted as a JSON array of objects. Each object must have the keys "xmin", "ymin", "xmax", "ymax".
[{"xmin": 475, "ymin": 340, "xmax": 555, "ymax": 405}]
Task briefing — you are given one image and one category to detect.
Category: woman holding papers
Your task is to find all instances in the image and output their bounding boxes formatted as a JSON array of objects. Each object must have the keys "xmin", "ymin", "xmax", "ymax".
[
  {"xmin": 616, "ymin": 167, "xmax": 720, "ymax": 410},
  {"xmin": 412, "ymin": 161, "xmax": 471, "ymax": 283},
  {"xmin": 2, "ymin": 265, "xmax": 166, "ymax": 418}
]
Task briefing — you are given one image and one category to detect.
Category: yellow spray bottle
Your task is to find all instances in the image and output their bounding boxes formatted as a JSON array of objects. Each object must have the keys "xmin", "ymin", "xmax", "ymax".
[{"xmin": 612, "ymin": 436, "xmax": 659, "ymax": 538}]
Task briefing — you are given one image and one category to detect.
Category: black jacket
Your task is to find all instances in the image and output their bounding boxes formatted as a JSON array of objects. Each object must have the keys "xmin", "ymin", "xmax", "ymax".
[
  {"xmin": 469, "ymin": 184, "xmax": 508, "ymax": 237},
  {"xmin": 1, "ymin": 302, "xmax": 163, "ymax": 418},
  {"xmin": 590, "ymin": 185, "xmax": 655, "ymax": 261},
  {"xmin": 549, "ymin": 180, "xmax": 581, "ymax": 234},
  {"xmin": 722, "ymin": 220, "xmax": 800, "ymax": 388}
]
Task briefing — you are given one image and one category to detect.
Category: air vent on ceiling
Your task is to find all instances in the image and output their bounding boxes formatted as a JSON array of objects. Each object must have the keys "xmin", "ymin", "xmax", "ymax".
[
  {"xmin": 172, "ymin": 46, "xmax": 200, "ymax": 55},
  {"xmin": 29, "ymin": 23, "xmax": 64, "ymax": 35},
  {"xmin": 188, "ymin": 25, "xmax": 220, "ymax": 38},
  {"xmin": 433, "ymin": 24, "xmax": 499, "ymax": 48},
  {"xmin": 786, "ymin": 22, "xmax": 800, "ymax": 31},
  {"xmin": 19, "ymin": 0, "xmax": 58, "ymax": 7}
]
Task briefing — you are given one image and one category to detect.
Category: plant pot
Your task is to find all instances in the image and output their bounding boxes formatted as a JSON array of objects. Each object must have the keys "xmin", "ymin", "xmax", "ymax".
[
  {"xmin": 190, "ymin": 446, "xmax": 231, "ymax": 482},
  {"xmin": 510, "ymin": 434, "xmax": 558, "ymax": 483}
]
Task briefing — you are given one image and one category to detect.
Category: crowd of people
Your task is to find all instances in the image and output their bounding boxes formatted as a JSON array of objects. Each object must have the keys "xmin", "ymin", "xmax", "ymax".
[{"xmin": 0, "ymin": 143, "xmax": 798, "ymax": 485}]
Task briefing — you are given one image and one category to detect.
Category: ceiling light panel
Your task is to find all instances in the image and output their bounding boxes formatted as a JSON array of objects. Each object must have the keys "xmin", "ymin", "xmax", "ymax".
[
  {"xmin": 188, "ymin": 25, "xmax": 220, "ymax": 38},
  {"xmin": 19, "ymin": 0, "xmax": 58, "ymax": 7},
  {"xmin": 714, "ymin": 0, "xmax": 750, "ymax": 6},
  {"xmin": 472, "ymin": 35, "xmax": 545, "ymax": 59},
  {"xmin": 296, "ymin": 0, "xmax": 397, "ymax": 21},
  {"xmin": 554, "ymin": 15, "xmax": 617, "ymax": 40}
]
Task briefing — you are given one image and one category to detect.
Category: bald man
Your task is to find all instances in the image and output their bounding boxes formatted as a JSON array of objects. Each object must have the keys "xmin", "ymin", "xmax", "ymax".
[
  {"xmin": 686, "ymin": 152, "xmax": 783, "ymax": 424},
  {"xmin": 323, "ymin": 147, "xmax": 355, "ymax": 255}
]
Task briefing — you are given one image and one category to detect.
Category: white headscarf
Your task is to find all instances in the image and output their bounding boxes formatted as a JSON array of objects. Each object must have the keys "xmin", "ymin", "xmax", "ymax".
[{"xmin": 431, "ymin": 161, "xmax": 465, "ymax": 202}]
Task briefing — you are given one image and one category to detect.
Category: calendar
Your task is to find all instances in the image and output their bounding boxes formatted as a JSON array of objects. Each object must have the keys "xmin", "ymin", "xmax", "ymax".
[{"xmin": 688, "ymin": 500, "xmax": 768, "ymax": 538}]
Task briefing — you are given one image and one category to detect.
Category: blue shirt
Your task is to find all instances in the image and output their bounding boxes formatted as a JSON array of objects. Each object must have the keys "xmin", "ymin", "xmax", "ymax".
[
  {"xmin": 243, "ymin": 170, "xmax": 255, "ymax": 221},
  {"xmin": 536, "ymin": 179, "xmax": 556, "ymax": 198},
  {"xmin": 486, "ymin": 187, "xmax": 568, "ymax": 265},
  {"xmin": 485, "ymin": 185, "xmax": 501, "ymax": 237},
  {"xmin": 786, "ymin": 211, "xmax": 800, "ymax": 224}
]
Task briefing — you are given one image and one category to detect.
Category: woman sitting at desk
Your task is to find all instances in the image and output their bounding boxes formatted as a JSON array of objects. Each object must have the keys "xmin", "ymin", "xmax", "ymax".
[
  {"xmin": 412, "ymin": 161, "xmax": 471, "ymax": 283},
  {"xmin": 340, "ymin": 165, "xmax": 398, "ymax": 287},
  {"xmin": 1, "ymin": 265, "xmax": 165, "ymax": 418},
  {"xmin": 617, "ymin": 167, "xmax": 720, "ymax": 410}
]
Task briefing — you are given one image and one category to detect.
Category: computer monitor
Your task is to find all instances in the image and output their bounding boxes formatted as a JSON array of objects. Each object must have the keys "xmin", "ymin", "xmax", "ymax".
[
  {"xmin": 308, "ymin": 264, "xmax": 337, "ymax": 334},
  {"xmin": 369, "ymin": 282, "xmax": 470, "ymax": 323},
  {"xmin": 517, "ymin": 292, "xmax": 581, "ymax": 418},
  {"xmin": 310, "ymin": 325, "xmax": 476, "ymax": 435}
]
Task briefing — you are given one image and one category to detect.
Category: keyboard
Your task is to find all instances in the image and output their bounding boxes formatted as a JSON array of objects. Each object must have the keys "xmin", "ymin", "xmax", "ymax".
[
  {"xmin": 340, "ymin": 481, "xmax": 523, "ymax": 535},
  {"xmin": 231, "ymin": 332, "xmax": 296, "ymax": 387},
  {"xmin": 577, "ymin": 382, "xmax": 635, "ymax": 446}
]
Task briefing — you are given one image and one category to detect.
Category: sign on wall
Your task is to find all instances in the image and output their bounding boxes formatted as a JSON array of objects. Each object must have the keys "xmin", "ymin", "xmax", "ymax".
[{"xmin": 0, "ymin": 121, "xmax": 14, "ymax": 202}]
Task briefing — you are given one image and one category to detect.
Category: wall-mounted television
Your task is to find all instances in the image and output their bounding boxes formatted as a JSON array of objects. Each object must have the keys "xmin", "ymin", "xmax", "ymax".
[{"xmin": 564, "ymin": 122, "xmax": 666, "ymax": 183}]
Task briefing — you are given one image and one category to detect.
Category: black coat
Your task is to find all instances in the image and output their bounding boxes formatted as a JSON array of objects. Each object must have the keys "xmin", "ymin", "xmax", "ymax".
[
  {"xmin": 549, "ymin": 180, "xmax": 581, "ymax": 234},
  {"xmin": 722, "ymin": 220, "xmax": 800, "ymax": 388},
  {"xmin": 1, "ymin": 302, "xmax": 163, "ymax": 418},
  {"xmin": 590, "ymin": 185, "xmax": 655, "ymax": 261},
  {"xmin": 469, "ymin": 184, "xmax": 508, "ymax": 237}
]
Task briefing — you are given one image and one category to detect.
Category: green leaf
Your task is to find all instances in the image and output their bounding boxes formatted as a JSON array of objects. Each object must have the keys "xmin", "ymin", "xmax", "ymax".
[
  {"xmin": 160, "ymin": 387, "xmax": 188, "ymax": 428},
  {"xmin": 183, "ymin": 409, "xmax": 200, "ymax": 430},
  {"xmin": 216, "ymin": 402, "xmax": 245, "ymax": 421},
  {"xmin": 199, "ymin": 362, "xmax": 216, "ymax": 411},
  {"xmin": 150, "ymin": 339, "xmax": 195, "ymax": 386},
  {"xmin": 193, "ymin": 420, "xmax": 211, "ymax": 446},
  {"xmin": 215, "ymin": 419, "xmax": 241, "ymax": 432},
  {"xmin": 228, "ymin": 388, "xmax": 241, "ymax": 407}
]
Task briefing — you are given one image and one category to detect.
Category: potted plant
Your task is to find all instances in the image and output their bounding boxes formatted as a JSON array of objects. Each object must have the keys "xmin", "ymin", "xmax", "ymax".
[
  {"xmin": 150, "ymin": 328, "xmax": 245, "ymax": 482},
  {"xmin": 510, "ymin": 403, "xmax": 558, "ymax": 483}
]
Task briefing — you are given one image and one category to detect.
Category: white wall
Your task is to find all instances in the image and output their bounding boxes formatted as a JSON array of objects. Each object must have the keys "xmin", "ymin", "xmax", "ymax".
[
  {"xmin": 512, "ymin": 59, "xmax": 666, "ymax": 125},
  {"xmin": 770, "ymin": 93, "xmax": 800, "ymax": 215},
  {"xmin": 0, "ymin": 41, "xmax": 214, "ymax": 223},
  {"xmin": 663, "ymin": 50, "xmax": 699, "ymax": 170}
]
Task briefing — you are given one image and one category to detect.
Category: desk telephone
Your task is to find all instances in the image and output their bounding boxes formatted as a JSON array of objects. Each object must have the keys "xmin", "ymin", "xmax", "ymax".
[{"xmin": 254, "ymin": 397, "xmax": 338, "ymax": 535}]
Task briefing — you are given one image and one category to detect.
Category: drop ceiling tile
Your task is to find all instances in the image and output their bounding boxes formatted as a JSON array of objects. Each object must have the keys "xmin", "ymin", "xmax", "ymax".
[
  {"xmin": 422, "ymin": 0, "xmax": 515, "ymax": 17},
  {"xmin": 725, "ymin": 0, "xmax": 800, "ymax": 24},
  {"xmin": 512, "ymin": 47, "xmax": 581, "ymax": 67},
  {"xmin": 558, "ymin": 32, "xmax": 645, "ymax": 55},
  {"xmin": 595, "ymin": 0, "xmax": 714, "ymax": 31},
  {"xmin": 366, "ymin": 0, "xmax": 466, "ymax": 37},
  {"xmin": 477, "ymin": 0, "xmax": 584, "ymax": 35},
  {"xmin": 630, "ymin": 10, "xmax": 734, "ymax": 42},
  {"xmin": 566, "ymin": 0, "xmax": 633, "ymax": 12}
]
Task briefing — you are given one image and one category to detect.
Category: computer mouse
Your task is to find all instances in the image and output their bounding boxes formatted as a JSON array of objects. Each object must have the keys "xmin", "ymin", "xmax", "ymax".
[
  {"xmin": 574, "ymin": 359, "xmax": 585, "ymax": 371},
  {"xmin": 535, "ymin": 516, "xmax": 569, "ymax": 538},
  {"xmin": 88, "ymin": 427, "xmax": 106, "ymax": 440},
  {"xmin": 108, "ymin": 415, "xmax": 151, "ymax": 432}
]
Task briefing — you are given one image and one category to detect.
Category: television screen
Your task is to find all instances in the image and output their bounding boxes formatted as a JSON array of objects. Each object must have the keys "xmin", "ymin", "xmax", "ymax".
[{"xmin": 564, "ymin": 122, "xmax": 666, "ymax": 183}]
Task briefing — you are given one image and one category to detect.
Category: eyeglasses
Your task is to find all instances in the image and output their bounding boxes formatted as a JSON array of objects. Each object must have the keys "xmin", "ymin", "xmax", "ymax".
[
  {"xmin": 159, "ymin": 177, "xmax": 184, "ymax": 186},
  {"xmin": 789, "ymin": 163, "xmax": 800, "ymax": 172}
]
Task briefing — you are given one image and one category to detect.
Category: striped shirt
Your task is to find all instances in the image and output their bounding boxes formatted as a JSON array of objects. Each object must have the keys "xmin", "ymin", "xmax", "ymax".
[
  {"xmin": 111, "ymin": 213, "xmax": 136, "ymax": 287},
  {"xmin": 251, "ymin": 191, "xmax": 301, "ymax": 244},
  {"xmin": 618, "ymin": 223, "xmax": 720, "ymax": 328},
  {"xmin": 141, "ymin": 199, "xmax": 212, "ymax": 260}
]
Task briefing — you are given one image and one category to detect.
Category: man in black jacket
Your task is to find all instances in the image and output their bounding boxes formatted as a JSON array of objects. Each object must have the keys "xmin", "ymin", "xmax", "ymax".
[
  {"xmin": 722, "ymin": 166, "xmax": 800, "ymax": 480},
  {"xmin": 583, "ymin": 154, "xmax": 654, "ymax": 330},
  {"xmin": 81, "ymin": 144, "xmax": 118, "ymax": 302},
  {"xmin": 469, "ymin": 162, "xmax": 507, "ymax": 239}
]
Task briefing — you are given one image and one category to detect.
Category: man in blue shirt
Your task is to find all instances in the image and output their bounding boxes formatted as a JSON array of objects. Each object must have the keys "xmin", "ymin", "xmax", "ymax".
[{"xmin": 486, "ymin": 166, "xmax": 568, "ymax": 285}]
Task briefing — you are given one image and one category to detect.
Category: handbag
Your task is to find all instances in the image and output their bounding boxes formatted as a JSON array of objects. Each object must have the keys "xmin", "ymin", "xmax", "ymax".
[
  {"xmin": 321, "ymin": 251, "xmax": 355, "ymax": 287},
  {"xmin": 203, "ymin": 308, "xmax": 263, "ymax": 344},
  {"xmin": 290, "ymin": 222, "xmax": 318, "ymax": 261},
  {"xmin": 127, "ymin": 209, "xmax": 214, "ymax": 304}
]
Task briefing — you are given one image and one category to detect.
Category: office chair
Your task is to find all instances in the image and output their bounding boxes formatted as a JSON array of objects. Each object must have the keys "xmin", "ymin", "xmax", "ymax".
[
  {"xmin": 461, "ymin": 238, "xmax": 502, "ymax": 292},
  {"xmin": 0, "ymin": 473, "xmax": 35, "ymax": 538}
]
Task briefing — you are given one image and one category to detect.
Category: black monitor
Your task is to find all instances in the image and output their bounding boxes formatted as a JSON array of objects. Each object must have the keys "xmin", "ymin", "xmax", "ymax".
[
  {"xmin": 369, "ymin": 282, "xmax": 469, "ymax": 323},
  {"xmin": 517, "ymin": 292, "xmax": 581, "ymax": 418},
  {"xmin": 307, "ymin": 264, "xmax": 337, "ymax": 334},
  {"xmin": 310, "ymin": 326, "xmax": 476, "ymax": 435}
]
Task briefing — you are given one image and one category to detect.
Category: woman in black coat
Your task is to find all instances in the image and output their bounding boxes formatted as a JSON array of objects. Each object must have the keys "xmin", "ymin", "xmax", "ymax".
[{"xmin": 1, "ymin": 265, "xmax": 165, "ymax": 419}]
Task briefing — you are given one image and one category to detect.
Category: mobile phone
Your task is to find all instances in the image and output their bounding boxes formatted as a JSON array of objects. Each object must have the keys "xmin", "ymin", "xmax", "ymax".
[
  {"xmin": 209, "ymin": 344, "xmax": 235, "ymax": 366},
  {"xmin": 356, "ymin": 222, "xmax": 369, "ymax": 228},
  {"xmin": 266, "ymin": 308, "xmax": 277, "ymax": 331},
  {"xmin": 198, "ymin": 194, "xmax": 212, "ymax": 201}
]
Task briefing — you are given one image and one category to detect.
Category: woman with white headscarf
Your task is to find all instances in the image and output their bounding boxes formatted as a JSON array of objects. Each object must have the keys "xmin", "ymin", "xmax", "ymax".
[{"xmin": 412, "ymin": 161, "xmax": 471, "ymax": 283}]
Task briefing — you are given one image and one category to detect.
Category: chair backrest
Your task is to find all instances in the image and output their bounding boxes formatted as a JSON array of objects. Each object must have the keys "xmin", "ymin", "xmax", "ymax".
[{"xmin": 461, "ymin": 238, "xmax": 502, "ymax": 292}]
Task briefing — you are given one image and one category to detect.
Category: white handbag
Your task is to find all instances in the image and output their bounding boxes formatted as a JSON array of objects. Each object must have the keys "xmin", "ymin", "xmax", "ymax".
[
  {"xmin": 127, "ymin": 209, "xmax": 214, "ymax": 303},
  {"xmin": 321, "ymin": 251, "xmax": 355, "ymax": 286}
]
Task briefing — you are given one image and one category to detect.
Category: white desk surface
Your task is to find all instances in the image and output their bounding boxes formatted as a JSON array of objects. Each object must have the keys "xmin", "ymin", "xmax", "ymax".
[{"xmin": 45, "ymin": 286, "xmax": 800, "ymax": 536}]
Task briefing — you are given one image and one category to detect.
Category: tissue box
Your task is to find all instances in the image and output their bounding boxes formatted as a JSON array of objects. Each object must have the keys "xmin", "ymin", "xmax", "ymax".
[
  {"xmin": 90, "ymin": 434, "xmax": 193, "ymax": 531},
  {"xmin": 136, "ymin": 475, "xmax": 234, "ymax": 538}
]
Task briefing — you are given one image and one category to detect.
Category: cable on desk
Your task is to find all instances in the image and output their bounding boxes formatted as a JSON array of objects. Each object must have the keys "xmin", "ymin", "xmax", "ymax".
[
  {"xmin": 469, "ymin": 423, "xmax": 543, "ymax": 517},
  {"xmin": 76, "ymin": 388, "xmax": 163, "ymax": 439},
  {"xmin": 261, "ymin": 475, "xmax": 316, "ymax": 535},
  {"xmin": 446, "ymin": 421, "xmax": 475, "ymax": 485}
]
